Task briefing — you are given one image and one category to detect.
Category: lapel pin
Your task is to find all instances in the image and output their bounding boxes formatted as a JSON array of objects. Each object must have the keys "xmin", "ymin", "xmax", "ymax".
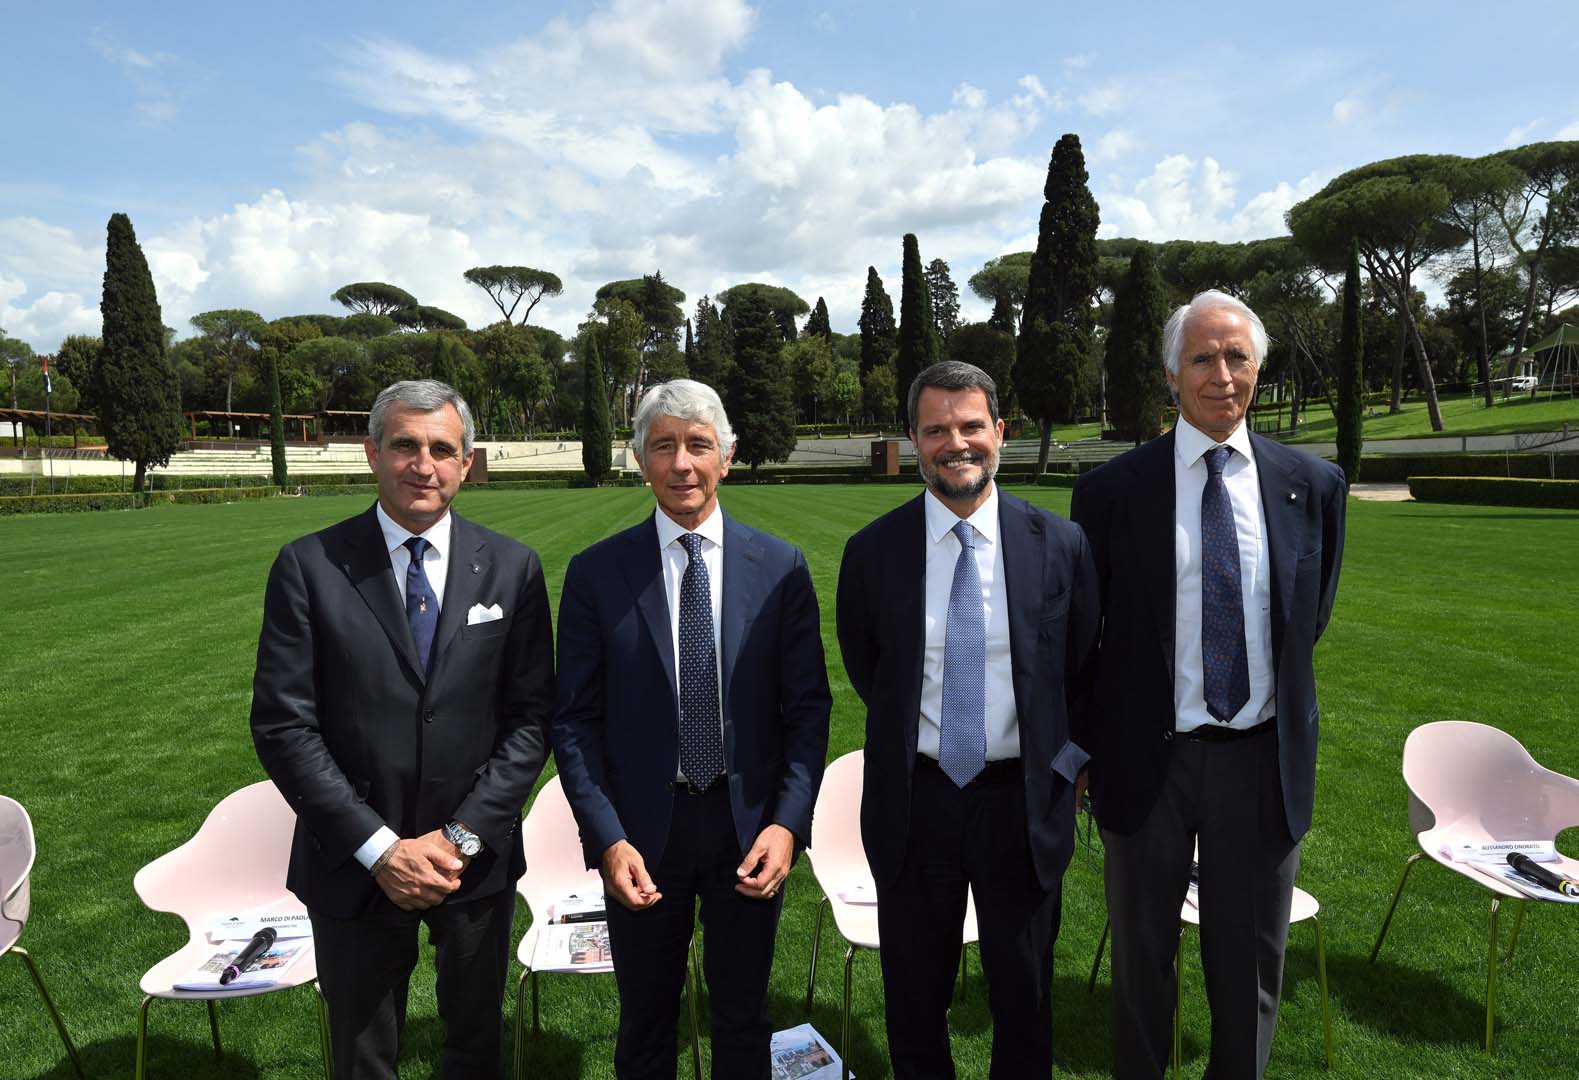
[
  {"xmin": 471, "ymin": 563, "xmax": 481, "ymax": 574},
  {"xmin": 1288, "ymin": 492, "xmax": 1297, "ymax": 502}
]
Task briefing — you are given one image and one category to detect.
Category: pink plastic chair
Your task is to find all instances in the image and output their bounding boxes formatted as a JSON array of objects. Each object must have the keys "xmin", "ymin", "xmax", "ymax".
[
  {"xmin": 803, "ymin": 750, "xmax": 980, "ymax": 1080},
  {"xmin": 512, "ymin": 774, "xmax": 701, "ymax": 1080},
  {"xmin": 132, "ymin": 781, "xmax": 328, "ymax": 1080},
  {"xmin": 1, "ymin": 795, "xmax": 84, "ymax": 1078},
  {"xmin": 1369, "ymin": 721, "xmax": 1579, "ymax": 1051}
]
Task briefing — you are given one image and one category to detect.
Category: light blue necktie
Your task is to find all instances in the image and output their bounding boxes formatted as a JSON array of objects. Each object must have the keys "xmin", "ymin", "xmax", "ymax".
[
  {"xmin": 404, "ymin": 536, "xmax": 437, "ymax": 674},
  {"xmin": 939, "ymin": 520, "xmax": 986, "ymax": 787},
  {"xmin": 1201, "ymin": 446, "xmax": 1250, "ymax": 723}
]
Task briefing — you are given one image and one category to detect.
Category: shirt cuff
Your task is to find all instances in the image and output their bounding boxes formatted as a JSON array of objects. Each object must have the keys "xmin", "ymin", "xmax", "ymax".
[{"xmin": 354, "ymin": 826, "xmax": 400, "ymax": 870}]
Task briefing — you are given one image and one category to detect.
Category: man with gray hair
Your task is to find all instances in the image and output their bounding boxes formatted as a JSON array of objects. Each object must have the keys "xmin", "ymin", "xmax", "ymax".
[
  {"xmin": 1070, "ymin": 291, "xmax": 1346, "ymax": 1078},
  {"xmin": 553, "ymin": 378, "xmax": 831, "ymax": 1078},
  {"xmin": 252, "ymin": 379, "xmax": 555, "ymax": 1079},
  {"xmin": 837, "ymin": 360, "xmax": 1099, "ymax": 1078}
]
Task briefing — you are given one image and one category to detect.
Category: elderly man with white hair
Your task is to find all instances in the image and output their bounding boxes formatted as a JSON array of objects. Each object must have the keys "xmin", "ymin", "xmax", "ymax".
[
  {"xmin": 1070, "ymin": 291, "xmax": 1347, "ymax": 1079},
  {"xmin": 552, "ymin": 378, "xmax": 832, "ymax": 1079}
]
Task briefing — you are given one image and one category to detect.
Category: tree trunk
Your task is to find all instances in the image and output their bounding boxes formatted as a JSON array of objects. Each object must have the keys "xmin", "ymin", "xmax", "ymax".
[
  {"xmin": 1396, "ymin": 291, "xmax": 1445, "ymax": 431},
  {"xmin": 1507, "ymin": 262, "xmax": 1542, "ymax": 399},
  {"xmin": 134, "ymin": 460, "xmax": 147, "ymax": 493},
  {"xmin": 1037, "ymin": 419, "xmax": 1052, "ymax": 474},
  {"xmin": 1389, "ymin": 308, "xmax": 1407, "ymax": 414},
  {"xmin": 1473, "ymin": 239, "xmax": 1494, "ymax": 408}
]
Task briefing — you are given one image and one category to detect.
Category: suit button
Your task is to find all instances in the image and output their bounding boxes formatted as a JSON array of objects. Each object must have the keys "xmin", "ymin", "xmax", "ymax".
[
  {"xmin": 1162, "ymin": 730, "xmax": 1173, "ymax": 742},
  {"xmin": 424, "ymin": 709, "xmax": 435, "ymax": 723}
]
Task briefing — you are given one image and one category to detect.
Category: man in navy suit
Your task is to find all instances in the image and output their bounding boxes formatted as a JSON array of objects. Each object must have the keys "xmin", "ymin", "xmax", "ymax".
[
  {"xmin": 552, "ymin": 378, "xmax": 831, "ymax": 1079},
  {"xmin": 837, "ymin": 361, "xmax": 1099, "ymax": 1079},
  {"xmin": 251, "ymin": 379, "xmax": 554, "ymax": 1079},
  {"xmin": 1070, "ymin": 291, "xmax": 1346, "ymax": 1079}
]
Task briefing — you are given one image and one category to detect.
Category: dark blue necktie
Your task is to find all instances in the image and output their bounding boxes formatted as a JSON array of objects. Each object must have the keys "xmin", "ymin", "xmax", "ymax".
[
  {"xmin": 404, "ymin": 536, "xmax": 438, "ymax": 673},
  {"xmin": 1201, "ymin": 446, "xmax": 1249, "ymax": 723},
  {"xmin": 939, "ymin": 520, "xmax": 986, "ymax": 787},
  {"xmin": 677, "ymin": 533, "xmax": 723, "ymax": 789}
]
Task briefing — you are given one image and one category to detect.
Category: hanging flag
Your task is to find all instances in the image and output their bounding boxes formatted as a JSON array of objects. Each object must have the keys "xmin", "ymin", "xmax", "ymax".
[{"xmin": 41, "ymin": 356, "xmax": 52, "ymax": 396}]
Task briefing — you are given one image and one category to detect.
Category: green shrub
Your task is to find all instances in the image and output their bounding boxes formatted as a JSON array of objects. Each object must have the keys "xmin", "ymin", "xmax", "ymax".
[
  {"xmin": 0, "ymin": 492, "xmax": 146, "ymax": 515},
  {"xmin": 1356, "ymin": 453, "xmax": 1579, "ymax": 483},
  {"xmin": 1407, "ymin": 476, "xmax": 1579, "ymax": 509}
]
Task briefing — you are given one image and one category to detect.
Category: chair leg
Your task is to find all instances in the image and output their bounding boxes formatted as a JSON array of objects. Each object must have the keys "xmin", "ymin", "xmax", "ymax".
[
  {"xmin": 313, "ymin": 981, "xmax": 333, "ymax": 1080},
  {"xmin": 1313, "ymin": 915, "xmax": 1333, "ymax": 1070},
  {"xmin": 842, "ymin": 945, "xmax": 856, "ymax": 1080},
  {"xmin": 1088, "ymin": 918, "xmax": 1110, "ymax": 995},
  {"xmin": 684, "ymin": 952, "xmax": 703, "ymax": 1080},
  {"xmin": 690, "ymin": 932, "xmax": 705, "ymax": 1010},
  {"xmin": 531, "ymin": 970, "xmax": 541, "ymax": 1035},
  {"xmin": 805, "ymin": 897, "xmax": 827, "ymax": 1017},
  {"xmin": 513, "ymin": 969, "xmax": 529, "ymax": 1080},
  {"xmin": 1485, "ymin": 898, "xmax": 1501, "ymax": 1053},
  {"xmin": 207, "ymin": 998, "xmax": 223, "ymax": 1058},
  {"xmin": 8, "ymin": 946, "xmax": 85, "ymax": 1079},
  {"xmin": 1370, "ymin": 852, "xmax": 1424, "ymax": 962},
  {"xmin": 1505, "ymin": 898, "xmax": 1527, "ymax": 961},
  {"xmin": 135, "ymin": 995, "xmax": 154, "ymax": 1080},
  {"xmin": 1172, "ymin": 933, "xmax": 1183, "ymax": 1080}
]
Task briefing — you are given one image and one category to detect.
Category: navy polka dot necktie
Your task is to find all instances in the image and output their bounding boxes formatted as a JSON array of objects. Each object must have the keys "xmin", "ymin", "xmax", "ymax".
[
  {"xmin": 939, "ymin": 520, "xmax": 987, "ymax": 787},
  {"xmin": 1201, "ymin": 446, "xmax": 1249, "ymax": 723},
  {"xmin": 404, "ymin": 536, "xmax": 437, "ymax": 674},
  {"xmin": 677, "ymin": 532, "xmax": 723, "ymax": 789}
]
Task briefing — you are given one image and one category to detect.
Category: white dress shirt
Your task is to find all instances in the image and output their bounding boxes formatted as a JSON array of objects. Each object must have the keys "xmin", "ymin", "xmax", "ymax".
[
  {"xmin": 654, "ymin": 504, "xmax": 726, "ymax": 778},
  {"xmin": 1172, "ymin": 419, "xmax": 1275, "ymax": 732},
  {"xmin": 354, "ymin": 503, "xmax": 456, "ymax": 869},
  {"xmin": 918, "ymin": 485, "xmax": 1019, "ymax": 762}
]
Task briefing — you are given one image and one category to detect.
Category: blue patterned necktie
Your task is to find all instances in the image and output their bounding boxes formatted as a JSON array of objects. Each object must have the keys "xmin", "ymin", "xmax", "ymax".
[
  {"xmin": 939, "ymin": 520, "xmax": 987, "ymax": 787},
  {"xmin": 1201, "ymin": 446, "xmax": 1250, "ymax": 723},
  {"xmin": 677, "ymin": 532, "xmax": 724, "ymax": 789},
  {"xmin": 404, "ymin": 536, "xmax": 438, "ymax": 673}
]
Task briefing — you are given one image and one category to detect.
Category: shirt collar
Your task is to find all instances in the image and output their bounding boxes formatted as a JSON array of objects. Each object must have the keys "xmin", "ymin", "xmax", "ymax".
[
  {"xmin": 375, "ymin": 501, "xmax": 452, "ymax": 558},
  {"xmin": 924, "ymin": 483, "xmax": 999, "ymax": 547},
  {"xmin": 1174, "ymin": 416, "xmax": 1254, "ymax": 470},
  {"xmin": 654, "ymin": 501, "xmax": 726, "ymax": 552}
]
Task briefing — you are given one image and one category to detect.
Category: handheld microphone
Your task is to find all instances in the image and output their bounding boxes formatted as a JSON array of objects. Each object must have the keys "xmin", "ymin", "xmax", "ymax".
[
  {"xmin": 220, "ymin": 926, "xmax": 277, "ymax": 985},
  {"xmin": 1507, "ymin": 853, "xmax": 1579, "ymax": 898}
]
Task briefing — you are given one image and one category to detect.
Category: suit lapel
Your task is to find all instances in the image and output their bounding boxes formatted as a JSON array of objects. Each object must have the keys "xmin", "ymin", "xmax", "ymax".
[
  {"xmin": 341, "ymin": 505, "xmax": 424, "ymax": 680},
  {"xmin": 1252, "ymin": 434, "xmax": 1307, "ymax": 660},
  {"xmin": 997, "ymin": 491, "xmax": 1040, "ymax": 731},
  {"xmin": 622, "ymin": 513, "xmax": 680, "ymax": 705},
  {"xmin": 719, "ymin": 513, "xmax": 764, "ymax": 727},
  {"xmin": 1138, "ymin": 433, "xmax": 1178, "ymax": 679},
  {"xmin": 895, "ymin": 495, "xmax": 928, "ymax": 761},
  {"xmin": 429, "ymin": 513, "xmax": 489, "ymax": 681}
]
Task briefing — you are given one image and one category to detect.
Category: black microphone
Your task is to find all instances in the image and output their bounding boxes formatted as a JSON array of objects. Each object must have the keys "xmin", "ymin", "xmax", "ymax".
[
  {"xmin": 1507, "ymin": 853, "xmax": 1579, "ymax": 897},
  {"xmin": 220, "ymin": 926, "xmax": 277, "ymax": 985}
]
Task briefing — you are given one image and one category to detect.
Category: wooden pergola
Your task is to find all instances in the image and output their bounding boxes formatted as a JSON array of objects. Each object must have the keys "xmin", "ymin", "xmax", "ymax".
[
  {"xmin": 185, "ymin": 410, "xmax": 316, "ymax": 441},
  {"xmin": 0, "ymin": 407, "xmax": 100, "ymax": 447}
]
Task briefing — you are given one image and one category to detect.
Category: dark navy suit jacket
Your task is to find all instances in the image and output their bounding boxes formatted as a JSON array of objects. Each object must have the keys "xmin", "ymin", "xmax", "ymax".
[
  {"xmin": 551, "ymin": 509, "xmax": 832, "ymax": 870},
  {"xmin": 1069, "ymin": 430, "xmax": 1346, "ymax": 841},
  {"xmin": 836, "ymin": 488, "xmax": 1100, "ymax": 893}
]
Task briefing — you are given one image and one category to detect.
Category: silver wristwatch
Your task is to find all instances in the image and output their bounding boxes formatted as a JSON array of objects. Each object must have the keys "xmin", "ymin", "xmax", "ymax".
[{"xmin": 443, "ymin": 821, "xmax": 483, "ymax": 857}]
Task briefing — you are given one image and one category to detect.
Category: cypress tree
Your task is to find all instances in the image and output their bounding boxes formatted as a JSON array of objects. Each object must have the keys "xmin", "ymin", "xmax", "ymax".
[
  {"xmin": 1337, "ymin": 238, "xmax": 1365, "ymax": 483},
  {"xmin": 1016, "ymin": 135, "xmax": 1100, "ymax": 472},
  {"xmin": 857, "ymin": 267, "xmax": 896, "ymax": 378},
  {"xmin": 683, "ymin": 317, "xmax": 694, "ymax": 371},
  {"xmin": 581, "ymin": 336, "xmax": 612, "ymax": 485},
  {"xmin": 896, "ymin": 234, "xmax": 941, "ymax": 416},
  {"xmin": 806, "ymin": 297, "xmax": 833, "ymax": 340},
  {"xmin": 726, "ymin": 290, "xmax": 795, "ymax": 477},
  {"xmin": 925, "ymin": 258, "xmax": 961, "ymax": 342},
  {"xmin": 95, "ymin": 212, "xmax": 183, "ymax": 492},
  {"xmin": 1104, "ymin": 245, "xmax": 1170, "ymax": 445},
  {"xmin": 989, "ymin": 293, "xmax": 1017, "ymax": 336},
  {"xmin": 267, "ymin": 353, "xmax": 289, "ymax": 487}
]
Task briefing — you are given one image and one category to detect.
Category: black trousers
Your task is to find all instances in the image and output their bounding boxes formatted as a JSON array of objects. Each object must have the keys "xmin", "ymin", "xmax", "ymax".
[
  {"xmin": 876, "ymin": 756, "xmax": 1062, "ymax": 1080},
  {"xmin": 309, "ymin": 885, "xmax": 516, "ymax": 1080},
  {"xmin": 603, "ymin": 785, "xmax": 784, "ymax": 1080},
  {"xmin": 1103, "ymin": 726, "xmax": 1299, "ymax": 1080}
]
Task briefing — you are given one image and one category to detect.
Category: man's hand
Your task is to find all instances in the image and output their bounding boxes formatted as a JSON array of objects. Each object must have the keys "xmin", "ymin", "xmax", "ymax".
[
  {"xmin": 601, "ymin": 840, "xmax": 661, "ymax": 911},
  {"xmin": 735, "ymin": 824, "xmax": 793, "ymax": 901},
  {"xmin": 425, "ymin": 826, "xmax": 473, "ymax": 880},
  {"xmin": 373, "ymin": 835, "xmax": 464, "ymax": 911},
  {"xmin": 1074, "ymin": 767, "xmax": 1090, "ymax": 821}
]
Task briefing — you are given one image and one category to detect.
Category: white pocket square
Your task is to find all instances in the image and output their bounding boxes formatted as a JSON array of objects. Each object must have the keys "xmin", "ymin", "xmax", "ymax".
[{"xmin": 467, "ymin": 602, "xmax": 505, "ymax": 625}]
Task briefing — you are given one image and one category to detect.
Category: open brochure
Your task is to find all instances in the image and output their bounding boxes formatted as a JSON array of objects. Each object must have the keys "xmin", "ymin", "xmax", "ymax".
[
  {"xmin": 771, "ymin": 1023, "xmax": 848, "ymax": 1079},
  {"xmin": 533, "ymin": 920, "xmax": 614, "ymax": 972},
  {"xmin": 173, "ymin": 906, "xmax": 314, "ymax": 991},
  {"xmin": 1465, "ymin": 859, "xmax": 1579, "ymax": 903}
]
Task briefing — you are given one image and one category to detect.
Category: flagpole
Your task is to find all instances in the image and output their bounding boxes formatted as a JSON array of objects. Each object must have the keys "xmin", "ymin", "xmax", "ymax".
[{"xmin": 43, "ymin": 356, "xmax": 54, "ymax": 494}]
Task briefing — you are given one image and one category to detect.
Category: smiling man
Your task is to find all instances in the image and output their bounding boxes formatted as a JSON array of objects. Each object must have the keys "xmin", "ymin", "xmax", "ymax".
[
  {"xmin": 837, "ymin": 360, "xmax": 1099, "ymax": 1078},
  {"xmin": 552, "ymin": 378, "xmax": 830, "ymax": 1079},
  {"xmin": 1070, "ymin": 291, "xmax": 1347, "ymax": 1079},
  {"xmin": 251, "ymin": 379, "xmax": 554, "ymax": 1079}
]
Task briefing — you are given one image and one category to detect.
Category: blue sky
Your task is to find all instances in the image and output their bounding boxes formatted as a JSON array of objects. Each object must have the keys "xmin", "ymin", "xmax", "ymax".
[{"xmin": 3, "ymin": 0, "xmax": 1575, "ymax": 352}]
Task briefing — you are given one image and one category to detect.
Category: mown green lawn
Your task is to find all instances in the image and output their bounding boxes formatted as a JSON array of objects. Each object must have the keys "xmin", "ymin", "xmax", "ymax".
[
  {"xmin": 1281, "ymin": 390, "xmax": 1579, "ymax": 444},
  {"xmin": 2, "ymin": 485, "xmax": 1576, "ymax": 1079}
]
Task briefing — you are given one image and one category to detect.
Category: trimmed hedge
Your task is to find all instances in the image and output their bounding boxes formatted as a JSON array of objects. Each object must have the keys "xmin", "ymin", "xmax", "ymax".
[
  {"xmin": 0, "ymin": 474, "xmax": 276, "ymax": 497},
  {"xmin": 0, "ymin": 492, "xmax": 147, "ymax": 515},
  {"xmin": 1407, "ymin": 477, "xmax": 1579, "ymax": 509},
  {"xmin": 1355, "ymin": 453, "xmax": 1579, "ymax": 483}
]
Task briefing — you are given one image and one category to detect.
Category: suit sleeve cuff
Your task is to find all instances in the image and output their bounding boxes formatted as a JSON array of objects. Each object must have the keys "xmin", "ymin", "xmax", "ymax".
[
  {"xmin": 1051, "ymin": 741, "xmax": 1090, "ymax": 783},
  {"xmin": 353, "ymin": 826, "xmax": 399, "ymax": 870}
]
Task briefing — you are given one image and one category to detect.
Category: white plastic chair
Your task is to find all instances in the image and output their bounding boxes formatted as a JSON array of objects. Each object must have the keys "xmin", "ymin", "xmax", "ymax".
[
  {"xmin": 132, "ymin": 781, "xmax": 328, "ymax": 1080},
  {"xmin": 1, "ymin": 795, "xmax": 84, "ymax": 1078},
  {"xmin": 1370, "ymin": 721, "xmax": 1579, "ymax": 1051},
  {"xmin": 803, "ymin": 750, "xmax": 980, "ymax": 1080},
  {"xmin": 512, "ymin": 774, "xmax": 701, "ymax": 1080}
]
